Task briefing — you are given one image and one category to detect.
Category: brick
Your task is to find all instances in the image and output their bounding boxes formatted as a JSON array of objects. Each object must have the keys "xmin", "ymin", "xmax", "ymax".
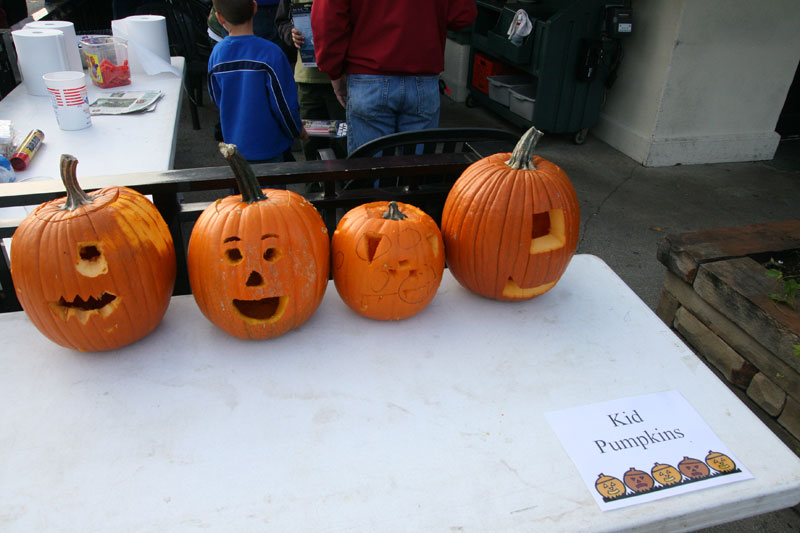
[
  {"xmin": 655, "ymin": 286, "xmax": 679, "ymax": 325},
  {"xmin": 674, "ymin": 307, "xmax": 758, "ymax": 389},
  {"xmin": 778, "ymin": 397, "xmax": 800, "ymax": 442},
  {"xmin": 747, "ymin": 373, "xmax": 787, "ymax": 417}
]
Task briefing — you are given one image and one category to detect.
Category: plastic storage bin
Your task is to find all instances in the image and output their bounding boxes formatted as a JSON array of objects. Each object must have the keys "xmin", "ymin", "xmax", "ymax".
[
  {"xmin": 471, "ymin": 52, "xmax": 507, "ymax": 94},
  {"xmin": 80, "ymin": 36, "xmax": 130, "ymax": 88},
  {"xmin": 509, "ymin": 84, "xmax": 537, "ymax": 121},
  {"xmin": 488, "ymin": 75, "xmax": 529, "ymax": 107}
]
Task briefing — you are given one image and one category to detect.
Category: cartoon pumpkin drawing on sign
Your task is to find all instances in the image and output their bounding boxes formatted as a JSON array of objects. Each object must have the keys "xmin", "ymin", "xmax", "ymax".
[
  {"xmin": 595, "ymin": 473, "xmax": 625, "ymax": 500},
  {"xmin": 623, "ymin": 467, "xmax": 654, "ymax": 493},
  {"xmin": 706, "ymin": 450, "xmax": 736, "ymax": 473},
  {"xmin": 678, "ymin": 456, "xmax": 710, "ymax": 479},
  {"xmin": 651, "ymin": 462, "xmax": 682, "ymax": 486},
  {"xmin": 331, "ymin": 201, "xmax": 444, "ymax": 320}
]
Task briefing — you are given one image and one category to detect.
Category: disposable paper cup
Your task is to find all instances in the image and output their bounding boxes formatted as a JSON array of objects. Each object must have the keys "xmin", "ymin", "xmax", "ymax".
[{"xmin": 42, "ymin": 71, "xmax": 92, "ymax": 131}]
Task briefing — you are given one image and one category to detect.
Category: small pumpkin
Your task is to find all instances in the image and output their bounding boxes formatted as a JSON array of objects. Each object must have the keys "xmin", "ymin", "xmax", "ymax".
[
  {"xmin": 331, "ymin": 201, "xmax": 444, "ymax": 320},
  {"xmin": 10, "ymin": 154, "xmax": 176, "ymax": 351},
  {"xmin": 441, "ymin": 126, "xmax": 580, "ymax": 301},
  {"xmin": 187, "ymin": 143, "xmax": 329, "ymax": 339}
]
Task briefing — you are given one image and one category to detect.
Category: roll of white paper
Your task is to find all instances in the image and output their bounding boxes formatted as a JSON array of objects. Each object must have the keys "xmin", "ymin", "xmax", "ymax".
[
  {"xmin": 112, "ymin": 15, "xmax": 176, "ymax": 76},
  {"xmin": 11, "ymin": 29, "xmax": 69, "ymax": 96},
  {"xmin": 24, "ymin": 20, "xmax": 83, "ymax": 73}
]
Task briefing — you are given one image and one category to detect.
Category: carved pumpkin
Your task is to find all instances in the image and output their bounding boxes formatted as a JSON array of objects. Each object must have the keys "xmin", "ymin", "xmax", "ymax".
[
  {"xmin": 187, "ymin": 143, "xmax": 329, "ymax": 339},
  {"xmin": 10, "ymin": 154, "xmax": 176, "ymax": 351},
  {"xmin": 623, "ymin": 467, "xmax": 655, "ymax": 493},
  {"xmin": 595, "ymin": 473, "xmax": 625, "ymax": 500},
  {"xmin": 331, "ymin": 201, "xmax": 444, "ymax": 320},
  {"xmin": 441, "ymin": 126, "xmax": 580, "ymax": 301}
]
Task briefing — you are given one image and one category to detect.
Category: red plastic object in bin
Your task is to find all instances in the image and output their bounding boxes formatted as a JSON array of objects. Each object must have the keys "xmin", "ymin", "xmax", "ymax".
[{"xmin": 472, "ymin": 52, "xmax": 508, "ymax": 94}]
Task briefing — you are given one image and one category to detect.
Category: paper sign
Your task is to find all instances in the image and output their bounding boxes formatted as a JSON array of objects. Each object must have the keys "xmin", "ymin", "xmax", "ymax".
[{"xmin": 545, "ymin": 390, "xmax": 752, "ymax": 510}]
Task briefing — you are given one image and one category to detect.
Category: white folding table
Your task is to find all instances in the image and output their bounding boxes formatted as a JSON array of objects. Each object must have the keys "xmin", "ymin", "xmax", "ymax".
[
  {"xmin": 0, "ymin": 255, "xmax": 798, "ymax": 531},
  {"xmin": 0, "ymin": 56, "xmax": 186, "ymax": 180}
]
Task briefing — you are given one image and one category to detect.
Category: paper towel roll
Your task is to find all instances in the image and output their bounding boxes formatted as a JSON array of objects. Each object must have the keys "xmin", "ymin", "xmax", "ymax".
[
  {"xmin": 112, "ymin": 15, "xmax": 177, "ymax": 76},
  {"xmin": 11, "ymin": 29, "xmax": 69, "ymax": 96},
  {"xmin": 24, "ymin": 20, "xmax": 83, "ymax": 73}
]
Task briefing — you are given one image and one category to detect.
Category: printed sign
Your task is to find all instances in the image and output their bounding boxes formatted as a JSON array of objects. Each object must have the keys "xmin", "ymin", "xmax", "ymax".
[{"xmin": 545, "ymin": 390, "xmax": 752, "ymax": 510}]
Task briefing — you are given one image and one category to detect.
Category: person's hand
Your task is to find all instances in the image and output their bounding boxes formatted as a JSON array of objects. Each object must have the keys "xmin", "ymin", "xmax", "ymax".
[
  {"xmin": 299, "ymin": 127, "xmax": 309, "ymax": 140},
  {"xmin": 332, "ymin": 76, "xmax": 347, "ymax": 108},
  {"xmin": 291, "ymin": 28, "xmax": 305, "ymax": 49}
]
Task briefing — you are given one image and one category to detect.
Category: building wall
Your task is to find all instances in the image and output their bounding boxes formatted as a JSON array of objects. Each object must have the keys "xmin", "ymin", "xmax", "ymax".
[{"xmin": 594, "ymin": 0, "xmax": 800, "ymax": 166}]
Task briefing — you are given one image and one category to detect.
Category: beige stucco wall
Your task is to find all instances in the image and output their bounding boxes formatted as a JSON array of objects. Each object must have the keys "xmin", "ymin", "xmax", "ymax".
[{"xmin": 594, "ymin": 0, "xmax": 800, "ymax": 166}]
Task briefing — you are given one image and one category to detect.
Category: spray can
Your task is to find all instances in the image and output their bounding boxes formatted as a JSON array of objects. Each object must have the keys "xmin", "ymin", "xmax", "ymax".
[{"xmin": 10, "ymin": 129, "xmax": 45, "ymax": 171}]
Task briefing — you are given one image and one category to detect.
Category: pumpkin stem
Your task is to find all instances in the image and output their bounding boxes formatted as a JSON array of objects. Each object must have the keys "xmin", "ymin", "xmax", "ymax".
[
  {"xmin": 506, "ymin": 126, "xmax": 544, "ymax": 171},
  {"xmin": 59, "ymin": 154, "xmax": 93, "ymax": 211},
  {"xmin": 382, "ymin": 201, "xmax": 408, "ymax": 221},
  {"xmin": 219, "ymin": 142, "xmax": 267, "ymax": 204}
]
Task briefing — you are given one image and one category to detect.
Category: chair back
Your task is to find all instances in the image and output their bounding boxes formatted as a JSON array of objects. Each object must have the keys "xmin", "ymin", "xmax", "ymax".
[{"xmin": 347, "ymin": 127, "xmax": 519, "ymax": 159}]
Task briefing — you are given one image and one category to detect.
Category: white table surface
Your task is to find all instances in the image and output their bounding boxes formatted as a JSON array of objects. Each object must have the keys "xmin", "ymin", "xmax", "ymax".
[
  {"xmin": 1, "ymin": 255, "xmax": 798, "ymax": 532},
  {"xmin": 0, "ymin": 56, "xmax": 185, "ymax": 180}
]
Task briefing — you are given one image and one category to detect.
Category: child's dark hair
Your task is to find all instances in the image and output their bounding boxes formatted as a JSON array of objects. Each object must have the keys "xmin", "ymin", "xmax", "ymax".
[{"xmin": 213, "ymin": 0, "xmax": 254, "ymax": 26}]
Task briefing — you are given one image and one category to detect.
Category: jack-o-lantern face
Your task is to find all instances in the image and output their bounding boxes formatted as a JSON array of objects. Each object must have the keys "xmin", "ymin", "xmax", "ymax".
[
  {"xmin": 441, "ymin": 127, "xmax": 579, "ymax": 301},
  {"xmin": 623, "ymin": 467, "xmax": 655, "ymax": 493},
  {"xmin": 595, "ymin": 473, "xmax": 625, "ymax": 500},
  {"xmin": 332, "ymin": 201, "xmax": 444, "ymax": 320},
  {"xmin": 678, "ymin": 457, "xmax": 710, "ymax": 479},
  {"xmin": 706, "ymin": 450, "xmax": 736, "ymax": 472},
  {"xmin": 187, "ymin": 144, "xmax": 329, "ymax": 339},
  {"xmin": 11, "ymin": 155, "xmax": 176, "ymax": 351},
  {"xmin": 651, "ymin": 462, "xmax": 682, "ymax": 486}
]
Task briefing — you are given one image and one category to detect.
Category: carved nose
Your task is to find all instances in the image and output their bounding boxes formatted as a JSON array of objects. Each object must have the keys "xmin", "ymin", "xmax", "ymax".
[{"xmin": 245, "ymin": 270, "xmax": 264, "ymax": 287}]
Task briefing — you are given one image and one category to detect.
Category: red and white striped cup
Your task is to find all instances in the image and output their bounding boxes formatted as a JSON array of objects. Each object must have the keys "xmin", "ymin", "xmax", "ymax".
[{"xmin": 42, "ymin": 71, "xmax": 92, "ymax": 131}]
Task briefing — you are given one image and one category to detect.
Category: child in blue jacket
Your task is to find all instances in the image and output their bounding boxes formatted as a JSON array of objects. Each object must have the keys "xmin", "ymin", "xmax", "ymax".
[{"xmin": 208, "ymin": 0, "xmax": 305, "ymax": 162}]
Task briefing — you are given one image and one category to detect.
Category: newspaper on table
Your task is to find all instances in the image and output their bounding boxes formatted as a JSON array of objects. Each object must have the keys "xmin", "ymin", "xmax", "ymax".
[{"xmin": 89, "ymin": 91, "xmax": 164, "ymax": 115}]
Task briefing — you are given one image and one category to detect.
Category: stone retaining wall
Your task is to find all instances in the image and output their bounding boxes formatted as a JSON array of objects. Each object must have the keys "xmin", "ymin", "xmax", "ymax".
[{"xmin": 656, "ymin": 220, "xmax": 800, "ymax": 455}]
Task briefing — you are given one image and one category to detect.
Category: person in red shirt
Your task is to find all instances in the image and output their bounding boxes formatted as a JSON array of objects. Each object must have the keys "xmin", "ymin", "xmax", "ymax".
[{"xmin": 311, "ymin": 0, "xmax": 476, "ymax": 154}]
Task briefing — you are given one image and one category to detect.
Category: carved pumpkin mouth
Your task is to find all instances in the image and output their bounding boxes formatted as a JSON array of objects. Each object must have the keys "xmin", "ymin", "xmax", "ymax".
[
  {"xmin": 233, "ymin": 296, "xmax": 288, "ymax": 323},
  {"xmin": 49, "ymin": 292, "xmax": 120, "ymax": 324},
  {"xmin": 607, "ymin": 488, "xmax": 620, "ymax": 495}
]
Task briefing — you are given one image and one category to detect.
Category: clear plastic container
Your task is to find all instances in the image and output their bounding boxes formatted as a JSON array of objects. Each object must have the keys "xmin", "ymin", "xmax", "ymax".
[{"xmin": 80, "ymin": 36, "xmax": 131, "ymax": 88}]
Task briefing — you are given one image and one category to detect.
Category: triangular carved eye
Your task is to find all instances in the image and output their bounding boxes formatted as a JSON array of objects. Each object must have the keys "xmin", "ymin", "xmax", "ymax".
[{"xmin": 356, "ymin": 232, "xmax": 389, "ymax": 263}]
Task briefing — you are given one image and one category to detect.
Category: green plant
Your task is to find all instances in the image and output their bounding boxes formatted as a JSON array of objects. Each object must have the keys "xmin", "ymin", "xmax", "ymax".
[{"xmin": 766, "ymin": 264, "xmax": 799, "ymax": 311}]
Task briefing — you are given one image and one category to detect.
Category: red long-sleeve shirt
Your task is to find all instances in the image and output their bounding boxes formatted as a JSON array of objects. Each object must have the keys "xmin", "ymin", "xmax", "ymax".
[{"xmin": 311, "ymin": 0, "xmax": 477, "ymax": 79}]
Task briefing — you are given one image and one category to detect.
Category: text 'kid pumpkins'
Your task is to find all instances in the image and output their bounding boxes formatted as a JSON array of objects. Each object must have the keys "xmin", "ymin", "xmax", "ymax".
[
  {"xmin": 332, "ymin": 201, "xmax": 444, "ymax": 320},
  {"xmin": 11, "ymin": 154, "xmax": 177, "ymax": 351},
  {"xmin": 187, "ymin": 143, "xmax": 329, "ymax": 340},
  {"xmin": 441, "ymin": 127, "xmax": 580, "ymax": 301}
]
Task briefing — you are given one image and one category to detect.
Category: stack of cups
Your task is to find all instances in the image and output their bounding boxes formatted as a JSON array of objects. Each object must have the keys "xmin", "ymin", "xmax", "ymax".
[{"xmin": 42, "ymin": 71, "xmax": 92, "ymax": 131}]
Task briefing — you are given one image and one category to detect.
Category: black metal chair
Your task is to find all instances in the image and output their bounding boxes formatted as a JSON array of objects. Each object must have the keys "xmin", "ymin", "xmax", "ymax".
[
  {"xmin": 136, "ymin": 0, "xmax": 212, "ymax": 130},
  {"xmin": 332, "ymin": 127, "xmax": 519, "ymax": 191}
]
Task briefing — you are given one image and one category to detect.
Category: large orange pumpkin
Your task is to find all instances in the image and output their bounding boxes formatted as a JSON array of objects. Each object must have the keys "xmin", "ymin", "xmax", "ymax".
[
  {"xmin": 10, "ymin": 154, "xmax": 176, "ymax": 351},
  {"xmin": 441, "ymin": 127, "xmax": 580, "ymax": 301},
  {"xmin": 187, "ymin": 143, "xmax": 329, "ymax": 339},
  {"xmin": 332, "ymin": 201, "xmax": 444, "ymax": 320}
]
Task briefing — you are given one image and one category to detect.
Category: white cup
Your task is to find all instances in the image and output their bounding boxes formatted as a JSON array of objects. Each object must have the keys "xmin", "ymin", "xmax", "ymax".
[{"xmin": 42, "ymin": 71, "xmax": 92, "ymax": 131}]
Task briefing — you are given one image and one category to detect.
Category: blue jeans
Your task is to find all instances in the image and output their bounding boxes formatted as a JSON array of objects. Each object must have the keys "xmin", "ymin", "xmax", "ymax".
[{"xmin": 346, "ymin": 74, "xmax": 440, "ymax": 155}]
